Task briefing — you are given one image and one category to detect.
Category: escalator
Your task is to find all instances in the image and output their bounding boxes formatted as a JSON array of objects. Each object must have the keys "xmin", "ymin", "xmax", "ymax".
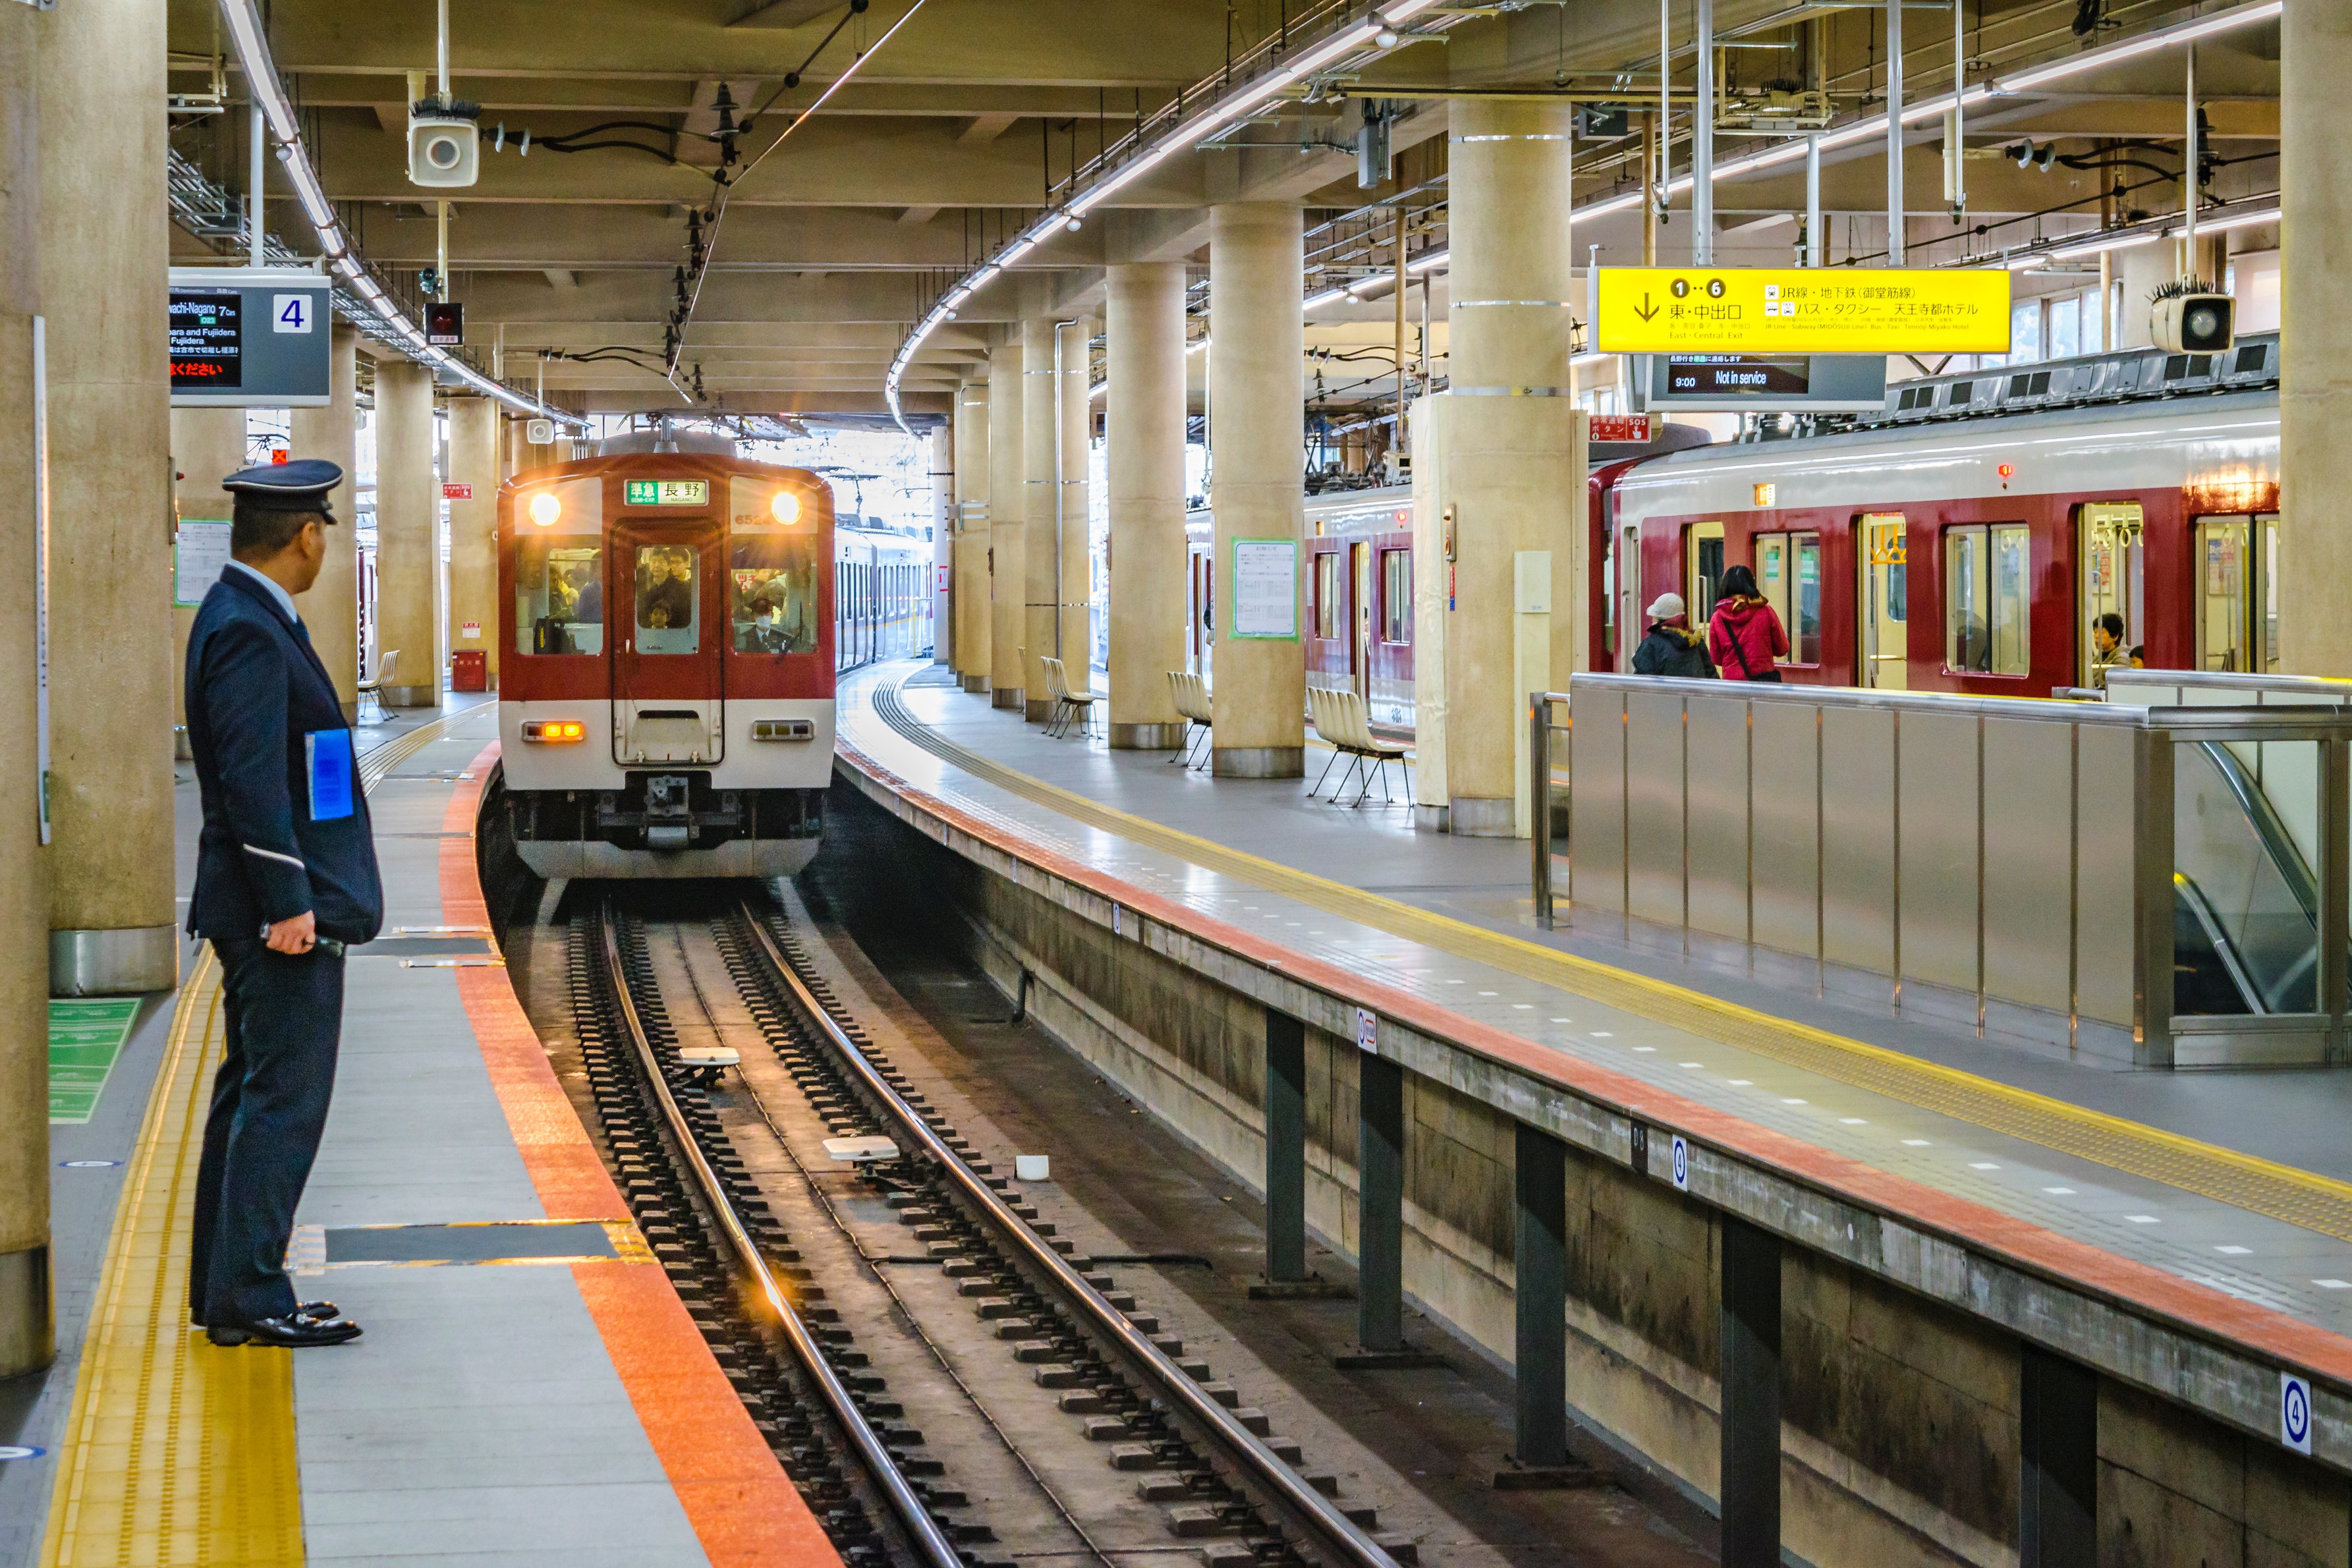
[{"xmin": 2173, "ymin": 740, "xmax": 2336, "ymax": 1015}]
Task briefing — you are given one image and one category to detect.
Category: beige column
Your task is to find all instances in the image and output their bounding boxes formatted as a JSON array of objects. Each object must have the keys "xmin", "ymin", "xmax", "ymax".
[
  {"xmin": 953, "ymin": 381, "xmax": 991, "ymax": 690},
  {"xmin": 0, "ymin": 0, "xmax": 55, "ymax": 1377},
  {"xmin": 40, "ymin": 0, "xmax": 174, "ymax": 994},
  {"xmin": 170, "ymin": 410, "xmax": 247, "ymax": 741},
  {"xmin": 1021, "ymin": 316, "xmax": 1059, "ymax": 721},
  {"xmin": 1057, "ymin": 319, "xmax": 1094, "ymax": 698},
  {"xmin": 1207, "ymin": 203, "xmax": 1306, "ymax": 777},
  {"xmin": 2282, "ymin": 1, "xmax": 2352, "ymax": 676},
  {"xmin": 374, "ymin": 358, "xmax": 441, "ymax": 708},
  {"xmin": 291, "ymin": 323, "xmax": 360, "ymax": 716},
  {"xmin": 1414, "ymin": 98, "xmax": 1583, "ymax": 837},
  {"xmin": 1106, "ymin": 264, "xmax": 1189, "ymax": 748},
  {"xmin": 2114, "ymin": 244, "xmax": 2173, "ymax": 350},
  {"xmin": 930, "ymin": 422, "xmax": 952, "ymax": 664},
  {"xmin": 986, "ymin": 339, "xmax": 1025, "ymax": 708},
  {"xmin": 445, "ymin": 397, "xmax": 499, "ymax": 690}
]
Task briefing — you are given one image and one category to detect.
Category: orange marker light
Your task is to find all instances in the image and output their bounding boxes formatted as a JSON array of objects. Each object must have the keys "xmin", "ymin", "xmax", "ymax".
[
  {"xmin": 1997, "ymin": 463, "xmax": 2015, "ymax": 482},
  {"xmin": 521, "ymin": 719, "xmax": 586, "ymax": 743}
]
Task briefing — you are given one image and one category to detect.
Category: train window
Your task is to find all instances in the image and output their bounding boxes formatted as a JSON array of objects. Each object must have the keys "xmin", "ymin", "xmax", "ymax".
[
  {"xmin": 1381, "ymin": 549, "xmax": 1411, "ymax": 644},
  {"xmin": 1944, "ymin": 524, "xmax": 2030, "ymax": 677},
  {"xmin": 1313, "ymin": 551, "xmax": 1341, "ymax": 640},
  {"xmin": 730, "ymin": 532, "xmax": 820, "ymax": 656},
  {"xmin": 516, "ymin": 541, "xmax": 603, "ymax": 656},
  {"xmin": 632, "ymin": 545, "xmax": 700, "ymax": 654},
  {"xmin": 1756, "ymin": 533, "xmax": 1822, "ymax": 665},
  {"xmin": 2193, "ymin": 515, "xmax": 2281, "ymax": 675}
]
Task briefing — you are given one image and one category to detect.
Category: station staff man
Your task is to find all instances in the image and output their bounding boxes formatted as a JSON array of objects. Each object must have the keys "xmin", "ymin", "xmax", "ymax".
[{"xmin": 184, "ymin": 459, "xmax": 381, "ymax": 1348}]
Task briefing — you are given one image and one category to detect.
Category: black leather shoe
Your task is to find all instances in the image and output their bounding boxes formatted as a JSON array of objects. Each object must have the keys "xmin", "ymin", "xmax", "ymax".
[
  {"xmin": 192, "ymin": 1301, "xmax": 339, "ymax": 1330},
  {"xmin": 208, "ymin": 1312, "xmax": 362, "ymax": 1347}
]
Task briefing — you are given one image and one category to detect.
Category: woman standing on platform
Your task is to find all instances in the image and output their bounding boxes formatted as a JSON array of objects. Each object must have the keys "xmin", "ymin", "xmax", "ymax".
[{"xmin": 1706, "ymin": 564, "xmax": 1790, "ymax": 683}]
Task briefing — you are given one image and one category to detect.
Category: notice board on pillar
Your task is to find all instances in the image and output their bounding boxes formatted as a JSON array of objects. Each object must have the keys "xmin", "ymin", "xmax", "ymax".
[
  {"xmin": 1229, "ymin": 540, "xmax": 1299, "ymax": 640},
  {"xmin": 174, "ymin": 519, "xmax": 233, "ymax": 607},
  {"xmin": 168, "ymin": 267, "xmax": 333, "ymax": 408}
]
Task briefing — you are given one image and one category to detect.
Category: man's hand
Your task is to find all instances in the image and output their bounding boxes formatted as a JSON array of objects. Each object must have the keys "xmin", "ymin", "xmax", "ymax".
[{"xmin": 264, "ymin": 911, "xmax": 318, "ymax": 955}]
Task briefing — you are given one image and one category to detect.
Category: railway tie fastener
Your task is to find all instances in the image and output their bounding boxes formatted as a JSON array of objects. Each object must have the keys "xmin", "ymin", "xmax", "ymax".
[{"xmin": 567, "ymin": 886, "xmax": 1420, "ymax": 1568}]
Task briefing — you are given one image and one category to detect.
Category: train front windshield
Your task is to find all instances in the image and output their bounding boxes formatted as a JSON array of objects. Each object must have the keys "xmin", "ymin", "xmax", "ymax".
[
  {"xmin": 518, "ymin": 539, "xmax": 605, "ymax": 656},
  {"xmin": 730, "ymin": 534, "xmax": 821, "ymax": 654}
]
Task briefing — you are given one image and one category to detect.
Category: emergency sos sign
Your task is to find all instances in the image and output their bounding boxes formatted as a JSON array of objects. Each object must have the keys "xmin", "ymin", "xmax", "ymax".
[{"xmin": 168, "ymin": 266, "xmax": 333, "ymax": 408}]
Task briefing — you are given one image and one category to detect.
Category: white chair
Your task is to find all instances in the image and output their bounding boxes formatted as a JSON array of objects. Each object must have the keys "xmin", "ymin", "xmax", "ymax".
[
  {"xmin": 1167, "ymin": 670, "xmax": 1212, "ymax": 768},
  {"xmin": 1310, "ymin": 686, "xmax": 1409, "ymax": 806},
  {"xmin": 356, "ymin": 648, "xmax": 398, "ymax": 724},
  {"xmin": 1042, "ymin": 657, "xmax": 1098, "ymax": 739}
]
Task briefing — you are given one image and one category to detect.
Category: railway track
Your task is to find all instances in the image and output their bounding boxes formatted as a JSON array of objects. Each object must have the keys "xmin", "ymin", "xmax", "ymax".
[{"xmin": 567, "ymin": 885, "xmax": 1418, "ymax": 1568}]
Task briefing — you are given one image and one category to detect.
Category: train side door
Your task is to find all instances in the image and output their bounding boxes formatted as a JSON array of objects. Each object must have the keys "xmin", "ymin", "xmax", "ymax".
[
  {"xmin": 2077, "ymin": 501, "xmax": 2144, "ymax": 686},
  {"xmin": 1351, "ymin": 540, "xmax": 1372, "ymax": 699},
  {"xmin": 1619, "ymin": 523, "xmax": 1642, "ymax": 668},
  {"xmin": 613, "ymin": 522, "xmax": 723, "ymax": 766},
  {"xmin": 2192, "ymin": 513, "xmax": 2278, "ymax": 674},
  {"xmin": 1685, "ymin": 522, "xmax": 1725, "ymax": 625},
  {"xmin": 1859, "ymin": 513, "xmax": 1909, "ymax": 689}
]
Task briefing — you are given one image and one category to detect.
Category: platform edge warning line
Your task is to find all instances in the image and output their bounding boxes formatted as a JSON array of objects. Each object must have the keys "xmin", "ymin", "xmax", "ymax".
[
  {"xmin": 38, "ymin": 947, "xmax": 305, "ymax": 1568},
  {"xmin": 866, "ymin": 671, "xmax": 2352, "ymax": 1249},
  {"xmin": 440, "ymin": 744, "xmax": 844, "ymax": 1568}
]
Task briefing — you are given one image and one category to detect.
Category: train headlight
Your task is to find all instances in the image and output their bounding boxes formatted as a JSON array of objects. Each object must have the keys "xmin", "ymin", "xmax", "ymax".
[
  {"xmin": 770, "ymin": 490, "xmax": 800, "ymax": 526},
  {"xmin": 528, "ymin": 491, "xmax": 562, "ymax": 527}
]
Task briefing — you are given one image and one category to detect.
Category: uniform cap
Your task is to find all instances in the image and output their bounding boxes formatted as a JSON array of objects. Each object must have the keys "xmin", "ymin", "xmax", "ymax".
[{"xmin": 223, "ymin": 458, "xmax": 344, "ymax": 516}]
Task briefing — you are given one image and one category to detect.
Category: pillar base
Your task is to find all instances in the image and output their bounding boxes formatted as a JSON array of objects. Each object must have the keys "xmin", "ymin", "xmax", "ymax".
[
  {"xmin": 1109, "ymin": 722, "xmax": 1189, "ymax": 750},
  {"xmin": 1413, "ymin": 804, "xmax": 1451, "ymax": 833},
  {"xmin": 0, "ymin": 1244, "xmax": 53, "ymax": 1377},
  {"xmin": 51, "ymin": 925, "xmax": 179, "ymax": 996},
  {"xmin": 992, "ymin": 687, "xmax": 1024, "ymax": 711},
  {"xmin": 1024, "ymin": 698, "xmax": 1055, "ymax": 724},
  {"xmin": 1212, "ymin": 746, "xmax": 1304, "ymax": 779},
  {"xmin": 1449, "ymin": 797, "xmax": 1517, "ymax": 838},
  {"xmin": 382, "ymin": 685, "xmax": 441, "ymax": 710},
  {"xmin": 961, "ymin": 675, "xmax": 991, "ymax": 694}
]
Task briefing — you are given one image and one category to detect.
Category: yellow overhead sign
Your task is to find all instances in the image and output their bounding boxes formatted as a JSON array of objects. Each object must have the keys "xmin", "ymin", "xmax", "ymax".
[{"xmin": 1590, "ymin": 267, "xmax": 2012, "ymax": 355}]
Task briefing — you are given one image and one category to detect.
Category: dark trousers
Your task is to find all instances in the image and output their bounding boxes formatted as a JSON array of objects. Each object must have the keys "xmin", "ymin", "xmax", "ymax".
[{"xmin": 188, "ymin": 936, "xmax": 345, "ymax": 1326}]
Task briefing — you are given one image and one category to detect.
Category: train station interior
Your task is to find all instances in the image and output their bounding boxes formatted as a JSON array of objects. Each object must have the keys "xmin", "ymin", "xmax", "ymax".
[{"xmin": 1, "ymin": 1, "xmax": 2347, "ymax": 1565}]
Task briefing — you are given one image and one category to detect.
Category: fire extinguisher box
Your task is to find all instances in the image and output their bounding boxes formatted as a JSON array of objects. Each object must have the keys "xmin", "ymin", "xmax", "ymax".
[{"xmin": 450, "ymin": 650, "xmax": 488, "ymax": 692}]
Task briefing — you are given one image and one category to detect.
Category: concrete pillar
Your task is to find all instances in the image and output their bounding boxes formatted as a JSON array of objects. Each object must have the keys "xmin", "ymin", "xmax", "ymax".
[
  {"xmin": 40, "ymin": 0, "xmax": 175, "ymax": 995},
  {"xmin": 0, "ymin": 0, "xmax": 56, "ymax": 1379},
  {"xmin": 987, "ymin": 340, "xmax": 1025, "ymax": 708},
  {"xmin": 1106, "ymin": 264, "xmax": 1189, "ymax": 748},
  {"xmin": 2019, "ymin": 1346, "xmax": 2098, "ymax": 1564},
  {"xmin": 930, "ymin": 423, "xmax": 951, "ymax": 663},
  {"xmin": 953, "ymin": 381, "xmax": 991, "ymax": 690},
  {"xmin": 2114, "ymin": 244, "xmax": 2172, "ymax": 351},
  {"xmin": 1262, "ymin": 1009, "xmax": 1306, "ymax": 1284},
  {"xmin": 1415, "ymin": 99, "xmax": 1585, "ymax": 837},
  {"xmin": 1355, "ymin": 1053, "xmax": 1405, "ymax": 1351},
  {"xmin": 2279, "ymin": 0, "xmax": 2352, "ymax": 676},
  {"xmin": 1021, "ymin": 316, "xmax": 1061, "ymax": 721},
  {"xmin": 291, "ymin": 323, "xmax": 360, "ymax": 716},
  {"xmin": 374, "ymin": 359, "xmax": 441, "ymax": 708},
  {"xmin": 171, "ymin": 410, "xmax": 248, "ymax": 739},
  {"xmin": 1513, "ymin": 1123, "xmax": 1569, "ymax": 1471},
  {"xmin": 1719, "ymin": 1216, "xmax": 1783, "ymax": 1566},
  {"xmin": 1057, "ymin": 320, "xmax": 1094, "ymax": 697},
  {"xmin": 445, "ymin": 397, "xmax": 499, "ymax": 690},
  {"xmin": 1207, "ymin": 203, "xmax": 1306, "ymax": 777}
]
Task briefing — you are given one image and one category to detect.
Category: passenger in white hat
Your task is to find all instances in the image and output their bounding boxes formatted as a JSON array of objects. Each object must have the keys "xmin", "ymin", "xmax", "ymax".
[{"xmin": 1631, "ymin": 591, "xmax": 1715, "ymax": 679}]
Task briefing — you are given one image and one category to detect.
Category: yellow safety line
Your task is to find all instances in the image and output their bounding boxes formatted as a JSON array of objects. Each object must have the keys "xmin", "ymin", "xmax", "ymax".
[
  {"xmin": 874, "ymin": 673, "xmax": 2352, "ymax": 1244},
  {"xmin": 39, "ymin": 947, "xmax": 304, "ymax": 1567}
]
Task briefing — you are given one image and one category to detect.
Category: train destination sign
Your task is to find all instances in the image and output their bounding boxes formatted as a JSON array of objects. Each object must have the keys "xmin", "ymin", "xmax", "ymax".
[
  {"xmin": 167, "ymin": 267, "xmax": 332, "ymax": 407},
  {"xmin": 1592, "ymin": 266, "xmax": 2011, "ymax": 355},
  {"xmin": 624, "ymin": 479, "xmax": 709, "ymax": 507}
]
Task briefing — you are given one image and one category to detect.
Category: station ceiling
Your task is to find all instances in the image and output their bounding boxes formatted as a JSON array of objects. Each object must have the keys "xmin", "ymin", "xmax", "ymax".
[{"xmin": 163, "ymin": 0, "xmax": 2282, "ymax": 424}]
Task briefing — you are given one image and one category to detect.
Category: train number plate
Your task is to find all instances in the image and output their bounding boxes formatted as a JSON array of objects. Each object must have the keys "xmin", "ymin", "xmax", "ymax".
[{"xmin": 624, "ymin": 479, "xmax": 708, "ymax": 507}]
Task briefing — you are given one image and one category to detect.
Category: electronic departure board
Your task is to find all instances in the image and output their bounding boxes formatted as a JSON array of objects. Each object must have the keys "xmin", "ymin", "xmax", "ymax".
[
  {"xmin": 1638, "ymin": 352, "xmax": 1888, "ymax": 412},
  {"xmin": 165, "ymin": 267, "xmax": 333, "ymax": 407},
  {"xmin": 170, "ymin": 293, "xmax": 242, "ymax": 390}
]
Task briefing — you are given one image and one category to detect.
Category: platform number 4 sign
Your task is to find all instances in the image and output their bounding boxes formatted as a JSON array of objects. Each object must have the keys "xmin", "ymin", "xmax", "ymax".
[
  {"xmin": 271, "ymin": 293, "xmax": 314, "ymax": 333},
  {"xmin": 2282, "ymin": 1372, "xmax": 2314, "ymax": 1455},
  {"xmin": 1669, "ymin": 1134, "xmax": 1690, "ymax": 1192},
  {"xmin": 1354, "ymin": 1007, "xmax": 1377, "ymax": 1055}
]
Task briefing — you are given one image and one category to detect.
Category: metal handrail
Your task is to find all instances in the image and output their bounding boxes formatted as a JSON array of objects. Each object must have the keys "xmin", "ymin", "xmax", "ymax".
[{"xmin": 1531, "ymin": 691, "xmax": 1571, "ymax": 930}]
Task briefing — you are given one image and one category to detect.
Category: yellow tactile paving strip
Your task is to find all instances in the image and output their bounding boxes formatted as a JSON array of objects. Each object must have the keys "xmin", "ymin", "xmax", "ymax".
[
  {"xmin": 871, "ymin": 675, "xmax": 2352, "ymax": 1246},
  {"xmin": 38, "ymin": 945, "xmax": 304, "ymax": 1567}
]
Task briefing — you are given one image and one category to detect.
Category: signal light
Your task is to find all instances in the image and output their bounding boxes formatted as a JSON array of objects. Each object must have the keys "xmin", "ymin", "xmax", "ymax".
[
  {"xmin": 770, "ymin": 490, "xmax": 800, "ymax": 525},
  {"xmin": 528, "ymin": 491, "xmax": 562, "ymax": 527},
  {"xmin": 521, "ymin": 719, "xmax": 585, "ymax": 743}
]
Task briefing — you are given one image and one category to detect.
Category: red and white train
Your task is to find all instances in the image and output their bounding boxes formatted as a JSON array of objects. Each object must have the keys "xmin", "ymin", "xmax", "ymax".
[{"xmin": 1189, "ymin": 333, "xmax": 2282, "ymax": 725}]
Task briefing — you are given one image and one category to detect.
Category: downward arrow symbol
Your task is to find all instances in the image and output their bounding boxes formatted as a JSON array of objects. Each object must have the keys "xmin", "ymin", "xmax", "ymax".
[{"xmin": 1635, "ymin": 293, "xmax": 1660, "ymax": 323}]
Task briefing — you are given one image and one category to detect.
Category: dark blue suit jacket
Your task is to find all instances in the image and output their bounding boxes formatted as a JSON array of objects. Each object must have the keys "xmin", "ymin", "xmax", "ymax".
[{"xmin": 185, "ymin": 567, "xmax": 384, "ymax": 945}]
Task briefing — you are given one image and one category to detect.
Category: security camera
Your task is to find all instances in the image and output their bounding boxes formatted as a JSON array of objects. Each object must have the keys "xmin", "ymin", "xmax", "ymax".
[
  {"xmin": 2150, "ymin": 285, "xmax": 2234, "ymax": 354},
  {"xmin": 408, "ymin": 97, "xmax": 481, "ymax": 188}
]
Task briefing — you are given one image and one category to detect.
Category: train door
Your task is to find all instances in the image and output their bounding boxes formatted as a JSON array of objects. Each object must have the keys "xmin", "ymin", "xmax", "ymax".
[
  {"xmin": 613, "ymin": 522, "xmax": 722, "ymax": 766},
  {"xmin": 1685, "ymin": 522, "xmax": 1725, "ymax": 625},
  {"xmin": 1351, "ymin": 541, "xmax": 1372, "ymax": 699},
  {"xmin": 1859, "ymin": 513, "xmax": 1909, "ymax": 689},
  {"xmin": 2077, "ymin": 501, "xmax": 2144, "ymax": 686},
  {"xmin": 1618, "ymin": 523, "xmax": 1642, "ymax": 667},
  {"xmin": 2193, "ymin": 513, "xmax": 2280, "ymax": 673}
]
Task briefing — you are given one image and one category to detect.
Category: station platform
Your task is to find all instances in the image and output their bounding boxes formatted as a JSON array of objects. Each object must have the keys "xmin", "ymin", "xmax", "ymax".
[
  {"xmin": 1, "ymin": 697, "xmax": 829, "ymax": 1568},
  {"xmin": 838, "ymin": 662, "xmax": 2352, "ymax": 1426}
]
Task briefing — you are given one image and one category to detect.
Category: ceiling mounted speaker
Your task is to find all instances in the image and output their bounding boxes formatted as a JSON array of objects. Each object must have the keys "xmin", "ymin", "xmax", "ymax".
[{"xmin": 408, "ymin": 103, "xmax": 480, "ymax": 188}]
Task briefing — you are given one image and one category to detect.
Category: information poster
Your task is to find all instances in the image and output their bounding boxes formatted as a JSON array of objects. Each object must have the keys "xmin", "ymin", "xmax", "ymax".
[
  {"xmin": 174, "ymin": 519, "xmax": 233, "ymax": 607},
  {"xmin": 1230, "ymin": 539, "xmax": 1298, "ymax": 640}
]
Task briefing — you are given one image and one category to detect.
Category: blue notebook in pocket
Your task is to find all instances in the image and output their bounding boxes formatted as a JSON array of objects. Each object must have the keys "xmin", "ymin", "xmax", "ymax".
[{"xmin": 306, "ymin": 729, "xmax": 355, "ymax": 822}]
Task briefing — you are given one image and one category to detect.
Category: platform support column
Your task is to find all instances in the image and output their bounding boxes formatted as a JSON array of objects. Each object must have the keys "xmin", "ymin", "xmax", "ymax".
[
  {"xmin": 1718, "ymin": 1215, "xmax": 1781, "ymax": 1567},
  {"xmin": 374, "ymin": 357, "xmax": 441, "ymax": 710},
  {"xmin": 1514, "ymin": 1123, "xmax": 1569, "ymax": 1470},
  {"xmin": 1356, "ymin": 1053, "xmax": 1405, "ymax": 1351},
  {"xmin": 1206, "ymin": 203, "xmax": 1305, "ymax": 778},
  {"xmin": 38, "ymin": 0, "xmax": 177, "ymax": 995},
  {"xmin": 987, "ymin": 339, "xmax": 1025, "ymax": 709},
  {"xmin": 171, "ymin": 408, "xmax": 249, "ymax": 741},
  {"xmin": 1106, "ymin": 263, "xmax": 1189, "ymax": 749},
  {"xmin": 1021, "ymin": 316, "xmax": 1060, "ymax": 721},
  {"xmin": 2019, "ymin": 1345, "xmax": 2097, "ymax": 1565},
  {"xmin": 953, "ymin": 381, "xmax": 992, "ymax": 691},
  {"xmin": 291, "ymin": 323, "xmax": 362, "ymax": 717},
  {"xmin": 2280, "ymin": 0, "xmax": 2352, "ymax": 675},
  {"xmin": 1263, "ymin": 1008, "xmax": 1307, "ymax": 1283},
  {"xmin": 446, "ymin": 395, "xmax": 499, "ymax": 692},
  {"xmin": 0, "ymin": 0, "xmax": 55, "ymax": 1376}
]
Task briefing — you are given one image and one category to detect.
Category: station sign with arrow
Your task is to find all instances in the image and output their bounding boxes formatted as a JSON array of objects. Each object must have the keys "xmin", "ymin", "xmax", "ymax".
[{"xmin": 1591, "ymin": 267, "xmax": 2011, "ymax": 356}]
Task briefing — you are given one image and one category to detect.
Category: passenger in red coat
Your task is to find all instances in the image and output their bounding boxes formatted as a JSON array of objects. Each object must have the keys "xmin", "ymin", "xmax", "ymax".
[{"xmin": 1706, "ymin": 564, "xmax": 1790, "ymax": 682}]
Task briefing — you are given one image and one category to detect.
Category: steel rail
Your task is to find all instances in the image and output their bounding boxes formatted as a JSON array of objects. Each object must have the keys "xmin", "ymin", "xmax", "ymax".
[
  {"xmin": 733, "ymin": 903, "xmax": 1403, "ymax": 1568},
  {"xmin": 588, "ymin": 901, "xmax": 965, "ymax": 1568}
]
